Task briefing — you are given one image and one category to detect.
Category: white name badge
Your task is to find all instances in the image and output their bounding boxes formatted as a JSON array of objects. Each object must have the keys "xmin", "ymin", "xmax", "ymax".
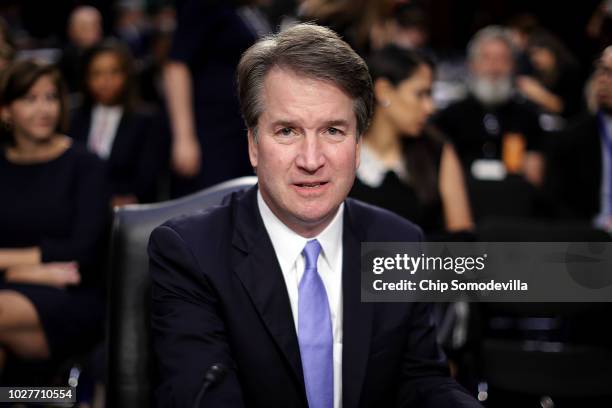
[{"xmin": 471, "ymin": 159, "xmax": 507, "ymax": 181}]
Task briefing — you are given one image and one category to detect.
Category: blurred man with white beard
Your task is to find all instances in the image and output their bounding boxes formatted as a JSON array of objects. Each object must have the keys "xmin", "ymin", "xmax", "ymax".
[{"xmin": 434, "ymin": 26, "xmax": 545, "ymax": 188}]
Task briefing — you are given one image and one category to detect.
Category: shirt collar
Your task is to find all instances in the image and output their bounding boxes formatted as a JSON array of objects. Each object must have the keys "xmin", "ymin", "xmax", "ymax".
[
  {"xmin": 257, "ymin": 189, "xmax": 343, "ymax": 273},
  {"xmin": 93, "ymin": 103, "xmax": 123, "ymax": 116},
  {"xmin": 356, "ymin": 143, "xmax": 407, "ymax": 187}
]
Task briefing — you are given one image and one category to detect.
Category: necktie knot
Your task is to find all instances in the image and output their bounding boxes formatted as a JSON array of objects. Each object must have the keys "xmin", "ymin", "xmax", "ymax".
[{"xmin": 302, "ymin": 239, "xmax": 322, "ymax": 271}]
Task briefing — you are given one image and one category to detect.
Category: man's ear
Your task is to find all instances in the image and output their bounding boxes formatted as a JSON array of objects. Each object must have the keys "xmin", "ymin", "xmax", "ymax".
[
  {"xmin": 355, "ymin": 135, "xmax": 361, "ymax": 169},
  {"xmin": 247, "ymin": 128, "xmax": 258, "ymax": 168}
]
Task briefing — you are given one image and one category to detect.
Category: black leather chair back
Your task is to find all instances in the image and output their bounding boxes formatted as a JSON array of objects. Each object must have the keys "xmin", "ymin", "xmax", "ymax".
[
  {"xmin": 475, "ymin": 217, "xmax": 612, "ymax": 401},
  {"xmin": 107, "ymin": 177, "xmax": 257, "ymax": 408}
]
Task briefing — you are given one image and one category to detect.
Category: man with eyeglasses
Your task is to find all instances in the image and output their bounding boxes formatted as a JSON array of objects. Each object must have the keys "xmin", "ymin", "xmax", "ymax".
[{"xmin": 547, "ymin": 46, "xmax": 612, "ymax": 232}]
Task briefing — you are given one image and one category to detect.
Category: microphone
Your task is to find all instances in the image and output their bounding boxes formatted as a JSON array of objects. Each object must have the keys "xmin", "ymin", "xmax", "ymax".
[{"xmin": 193, "ymin": 363, "xmax": 228, "ymax": 408}]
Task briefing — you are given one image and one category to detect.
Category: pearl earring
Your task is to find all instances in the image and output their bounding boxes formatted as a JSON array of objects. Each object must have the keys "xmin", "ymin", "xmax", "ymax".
[{"xmin": 380, "ymin": 100, "xmax": 391, "ymax": 108}]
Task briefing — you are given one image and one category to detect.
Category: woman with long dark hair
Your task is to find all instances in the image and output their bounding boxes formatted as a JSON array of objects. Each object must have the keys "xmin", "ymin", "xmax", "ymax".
[
  {"xmin": 70, "ymin": 39, "xmax": 165, "ymax": 206},
  {"xmin": 351, "ymin": 46, "xmax": 473, "ymax": 237},
  {"xmin": 517, "ymin": 28, "xmax": 583, "ymax": 118}
]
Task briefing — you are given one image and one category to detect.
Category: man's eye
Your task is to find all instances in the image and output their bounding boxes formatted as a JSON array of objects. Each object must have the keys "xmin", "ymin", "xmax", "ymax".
[
  {"xmin": 327, "ymin": 127, "xmax": 342, "ymax": 136},
  {"xmin": 278, "ymin": 127, "xmax": 294, "ymax": 136}
]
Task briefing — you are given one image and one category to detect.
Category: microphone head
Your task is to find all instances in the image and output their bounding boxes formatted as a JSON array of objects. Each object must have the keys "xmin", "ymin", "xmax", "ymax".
[
  {"xmin": 205, "ymin": 363, "xmax": 228, "ymax": 384},
  {"xmin": 194, "ymin": 363, "xmax": 229, "ymax": 408}
]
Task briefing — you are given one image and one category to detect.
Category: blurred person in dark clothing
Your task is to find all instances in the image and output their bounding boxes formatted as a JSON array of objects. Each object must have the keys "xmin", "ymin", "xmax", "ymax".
[
  {"xmin": 350, "ymin": 46, "xmax": 473, "ymax": 238},
  {"xmin": 547, "ymin": 46, "xmax": 612, "ymax": 231},
  {"xmin": 434, "ymin": 26, "xmax": 545, "ymax": 187},
  {"xmin": 370, "ymin": 2, "xmax": 430, "ymax": 53},
  {"xmin": 0, "ymin": 43, "xmax": 15, "ymax": 72},
  {"xmin": 516, "ymin": 29, "xmax": 583, "ymax": 118},
  {"xmin": 133, "ymin": 5, "xmax": 176, "ymax": 107},
  {"xmin": 299, "ymin": 0, "xmax": 395, "ymax": 56},
  {"xmin": 587, "ymin": 0, "xmax": 612, "ymax": 57},
  {"xmin": 164, "ymin": 0, "xmax": 271, "ymax": 197},
  {"xmin": 115, "ymin": 2, "xmax": 150, "ymax": 60},
  {"xmin": 70, "ymin": 40, "xmax": 166, "ymax": 206},
  {"xmin": 506, "ymin": 13, "xmax": 539, "ymax": 77},
  {"xmin": 0, "ymin": 16, "xmax": 15, "ymax": 50},
  {"xmin": 0, "ymin": 60, "xmax": 109, "ymax": 363},
  {"xmin": 0, "ymin": 16, "xmax": 15, "ymax": 72},
  {"xmin": 58, "ymin": 6, "xmax": 103, "ymax": 95}
]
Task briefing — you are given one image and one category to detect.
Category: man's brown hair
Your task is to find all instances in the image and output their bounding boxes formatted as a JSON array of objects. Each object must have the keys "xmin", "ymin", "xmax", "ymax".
[{"xmin": 237, "ymin": 23, "xmax": 373, "ymax": 138}]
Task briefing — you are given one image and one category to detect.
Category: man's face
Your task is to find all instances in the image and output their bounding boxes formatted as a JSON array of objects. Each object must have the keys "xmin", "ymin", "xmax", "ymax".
[
  {"xmin": 594, "ymin": 48, "xmax": 612, "ymax": 112},
  {"xmin": 470, "ymin": 38, "xmax": 514, "ymax": 80},
  {"xmin": 69, "ymin": 9, "xmax": 102, "ymax": 49},
  {"xmin": 469, "ymin": 38, "xmax": 515, "ymax": 105},
  {"xmin": 249, "ymin": 67, "xmax": 360, "ymax": 237}
]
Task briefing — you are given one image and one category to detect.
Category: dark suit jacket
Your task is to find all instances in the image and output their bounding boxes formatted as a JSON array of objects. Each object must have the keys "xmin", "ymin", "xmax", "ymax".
[
  {"xmin": 545, "ymin": 114, "xmax": 603, "ymax": 219},
  {"xmin": 70, "ymin": 106, "xmax": 167, "ymax": 203},
  {"xmin": 148, "ymin": 186, "xmax": 480, "ymax": 407}
]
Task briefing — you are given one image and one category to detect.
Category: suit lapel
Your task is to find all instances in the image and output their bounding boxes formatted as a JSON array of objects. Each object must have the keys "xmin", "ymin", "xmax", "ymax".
[
  {"xmin": 231, "ymin": 189, "xmax": 374, "ymax": 406},
  {"xmin": 107, "ymin": 111, "xmax": 129, "ymax": 166},
  {"xmin": 72, "ymin": 108, "xmax": 92, "ymax": 144},
  {"xmin": 342, "ymin": 201, "xmax": 373, "ymax": 408},
  {"xmin": 231, "ymin": 187, "xmax": 306, "ymax": 397}
]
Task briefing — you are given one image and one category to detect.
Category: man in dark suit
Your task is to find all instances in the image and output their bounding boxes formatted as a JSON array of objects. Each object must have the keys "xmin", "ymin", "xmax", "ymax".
[
  {"xmin": 547, "ymin": 46, "xmax": 612, "ymax": 230},
  {"xmin": 149, "ymin": 23, "xmax": 481, "ymax": 408}
]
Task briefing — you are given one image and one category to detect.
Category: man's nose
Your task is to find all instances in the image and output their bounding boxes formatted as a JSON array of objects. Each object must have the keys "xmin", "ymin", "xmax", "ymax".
[
  {"xmin": 495, "ymin": 63, "xmax": 513, "ymax": 78},
  {"xmin": 486, "ymin": 67, "xmax": 505, "ymax": 80},
  {"xmin": 295, "ymin": 134, "xmax": 325, "ymax": 173}
]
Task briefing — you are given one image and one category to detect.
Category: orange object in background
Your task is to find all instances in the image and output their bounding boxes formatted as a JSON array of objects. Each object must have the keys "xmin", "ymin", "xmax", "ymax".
[{"xmin": 502, "ymin": 132, "xmax": 526, "ymax": 173}]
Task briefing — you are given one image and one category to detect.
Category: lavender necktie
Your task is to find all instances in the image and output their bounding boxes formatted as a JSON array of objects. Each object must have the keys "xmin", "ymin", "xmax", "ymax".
[{"xmin": 298, "ymin": 239, "xmax": 333, "ymax": 408}]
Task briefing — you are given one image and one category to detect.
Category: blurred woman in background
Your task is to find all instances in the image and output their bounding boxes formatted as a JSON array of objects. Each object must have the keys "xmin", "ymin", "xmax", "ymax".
[
  {"xmin": 517, "ymin": 29, "xmax": 583, "ymax": 118},
  {"xmin": 350, "ymin": 46, "xmax": 473, "ymax": 238},
  {"xmin": 0, "ymin": 60, "xmax": 109, "ymax": 363},
  {"xmin": 70, "ymin": 39, "xmax": 165, "ymax": 206},
  {"xmin": 163, "ymin": 0, "xmax": 270, "ymax": 197}
]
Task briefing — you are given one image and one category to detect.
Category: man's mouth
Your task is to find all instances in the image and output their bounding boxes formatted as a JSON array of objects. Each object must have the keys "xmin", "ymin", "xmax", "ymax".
[{"xmin": 294, "ymin": 181, "xmax": 328, "ymax": 188}]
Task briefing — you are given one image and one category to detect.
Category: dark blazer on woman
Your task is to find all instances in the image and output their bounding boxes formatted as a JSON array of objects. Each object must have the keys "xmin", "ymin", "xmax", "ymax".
[{"xmin": 70, "ymin": 106, "xmax": 166, "ymax": 203}]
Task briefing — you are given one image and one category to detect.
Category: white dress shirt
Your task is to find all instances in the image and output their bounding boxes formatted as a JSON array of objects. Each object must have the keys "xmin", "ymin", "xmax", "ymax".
[
  {"xmin": 257, "ymin": 190, "xmax": 344, "ymax": 408},
  {"xmin": 87, "ymin": 104, "xmax": 123, "ymax": 160}
]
